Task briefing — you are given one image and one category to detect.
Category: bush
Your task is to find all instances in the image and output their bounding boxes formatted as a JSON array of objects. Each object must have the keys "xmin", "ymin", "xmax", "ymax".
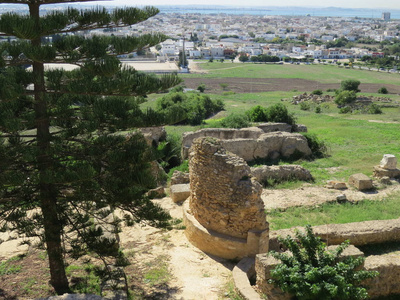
[
  {"xmin": 315, "ymin": 106, "xmax": 321, "ymax": 113},
  {"xmin": 335, "ymin": 90, "xmax": 357, "ymax": 106},
  {"xmin": 220, "ymin": 113, "xmax": 251, "ymax": 128},
  {"xmin": 266, "ymin": 103, "xmax": 296, "ymax": 126},
  {"xmin": 156, "ymin": 92, "xmax": 224, "ymax": 126},
  {"xmin": 340, "ymin": 79, "xmax": 361, "ymax": 92},
  {"xmin": 339, "ymin": 106, "xmax": 352, "ymax": 114},
  {"xmin": 156, "ymin": 133, "xmax": 182, "ymax": 172},
  {"xmin": 326, "ymin": 88, "xmax": 336, "ymax": 92},
  {"xmin": 302, "ymin": 133, "xmax": 328, "ymax": 158},
  {"xmin": 197, "ymin": 84, "xmax": 206, "ymax": 93},
  {"xmin": 246, "ymin": 105, "xmax": 268, "ymax": 122},
  {"xmin": 367, "ymin": 103, "xmax": 382, "ymax": 114},
  {"xmin": 378, "ymin": 87, "xmax": 388, "ymax": 94},
  {"xmin": 269, "ymin": 225, "xmax": 378, "ymax": 300},
  {"xmin": 299, "ymin": 101, "xmax": 311, "ymax": 111},
  {"xmin": 312, "ymin": 89, "xmax": 323, "ymax": 95}
]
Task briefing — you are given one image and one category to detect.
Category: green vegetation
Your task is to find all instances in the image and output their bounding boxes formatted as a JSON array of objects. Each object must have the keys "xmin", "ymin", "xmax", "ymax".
[
  {"xmin": 246, "ymin": 103, "xmax": 296, "ymax": 125},
  {"xmin": 143, "ymin": 255, "xmax": 171, "ymax": 286},
  {"xmin": 340, "ymin": 79, "xmax": 361, "ymax": 92},
  {"xmin": 0, "ymin": 1, "xmax": 181, "ymax": 295},
  {"xmin": 268, "ymin": 195, "xmax": 400, "ymax": 230},
  {"xmin": 220, "ymin": 113, "xmax": 251, "ymax": 128},
  {"xmin": 269, "ymin": 225, "xmax": 378, "ymax": 300},
  {"xmin": 334, "ymin": 90, "xmax": 357, "ymax": 105},
  {"xmin": 0, "ymin": 255, "xmax": 23, "ymax": 275},
  {"xmin": 156, "ymin": 92, "xmax": 224, "ymax": 125},
  {"xmin": 378, "ymin": 87, "xmax": 389, "ymax": 94}
]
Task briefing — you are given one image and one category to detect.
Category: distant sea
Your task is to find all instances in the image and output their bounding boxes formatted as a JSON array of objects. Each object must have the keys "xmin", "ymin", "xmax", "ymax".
[
  {"xmin": 155, "ymin": 5, "xmax": 400, "ymax": 19},
  {"xmin": 2, "ymin": 4, "xmax": 400, "ymax": 19}
]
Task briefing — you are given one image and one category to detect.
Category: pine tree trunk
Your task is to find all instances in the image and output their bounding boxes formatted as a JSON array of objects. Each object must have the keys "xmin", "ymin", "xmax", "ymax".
[{"xmin": 30, "ymin": 3, "xmax": 70, "ymax": 294}]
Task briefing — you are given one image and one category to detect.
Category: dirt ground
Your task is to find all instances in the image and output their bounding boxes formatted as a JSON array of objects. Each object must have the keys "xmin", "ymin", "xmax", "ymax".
[
  {"xmin": 185, "ymin": 61, "xmax": 400, "ymax": 94},
  {"xmin": 182, "ymin": 77, "xmax": 400, "ymax": 95},
  {"xmin": 1, "ymin": 182, "xmax": 400, "ymax": 299}
]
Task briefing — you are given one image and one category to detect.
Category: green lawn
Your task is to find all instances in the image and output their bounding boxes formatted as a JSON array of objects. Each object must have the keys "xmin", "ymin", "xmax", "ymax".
[{"xmin": 184, "ymin": 63, "xmax": 400, "ymax": 85}]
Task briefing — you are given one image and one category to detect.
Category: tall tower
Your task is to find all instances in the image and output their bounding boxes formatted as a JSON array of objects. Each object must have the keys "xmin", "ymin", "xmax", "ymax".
[{"xmin": 382, "ymin": 12, "xmax": 391, "ymax": 21}]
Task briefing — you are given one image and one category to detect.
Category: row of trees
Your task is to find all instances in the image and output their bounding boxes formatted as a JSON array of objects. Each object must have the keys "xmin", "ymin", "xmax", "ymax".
[{"xmin": 0, "ymin": 0, "xmax": 181, "ymax": 295}]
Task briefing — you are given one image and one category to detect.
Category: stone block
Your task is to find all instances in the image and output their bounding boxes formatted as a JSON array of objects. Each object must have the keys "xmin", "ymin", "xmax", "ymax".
[
  {"xmin": 348, "ymin": 173, "xmax": 373, "ymax": 191},
  {"xmin": 380, "ymin": 154, "xmax": 397, "ymax": 169},
  {"xmin": 170, "ymin": 184, "xmax": 190, "ymax": 203},
  {"xmin": 325, "ymin": 180, "xmax": 347, "ymax": 190},
  {"xmin": 373, "ymin": 166, "xmax": 400, "ymax": 179},
  {"xmin": 170, "ymin": 170, "xmax": 190, "ymax": 185}
]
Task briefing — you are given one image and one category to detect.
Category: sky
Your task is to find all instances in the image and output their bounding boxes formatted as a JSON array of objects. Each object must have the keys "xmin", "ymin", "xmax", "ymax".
[{"xmin": 98, "ymin": 0, "xmax": 400, "ymax": 10}]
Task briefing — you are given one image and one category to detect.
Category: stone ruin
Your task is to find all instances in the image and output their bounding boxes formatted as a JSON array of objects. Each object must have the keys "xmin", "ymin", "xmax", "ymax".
[
  {"xmin": 373, "ymin": 154, "xmax": 400, "ymax": 179},
  {"xmin": 181, "ymin": 125, "xmax": 311, "ymax": 162},
  {"xmin": 183, "ymin": 137, "xmax": 269, "ymax": 259}
]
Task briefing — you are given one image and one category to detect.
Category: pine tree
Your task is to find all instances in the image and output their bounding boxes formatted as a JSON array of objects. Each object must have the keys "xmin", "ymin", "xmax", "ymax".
[{"xmin": 0, "ymin": 1, "xmax": 181, "ymax": 294}]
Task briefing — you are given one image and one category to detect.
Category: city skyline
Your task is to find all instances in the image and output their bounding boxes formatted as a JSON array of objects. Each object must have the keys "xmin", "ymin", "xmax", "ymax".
[{"xmin": 97, "ymin": 0, "xmax": 400, "ymax": 10}]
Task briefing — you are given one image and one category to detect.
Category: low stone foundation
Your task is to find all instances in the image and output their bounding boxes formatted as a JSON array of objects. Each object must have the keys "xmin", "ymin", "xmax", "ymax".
[{"xmin": 183, "ymin": 200, "xmax": 269, "ymax": 260}]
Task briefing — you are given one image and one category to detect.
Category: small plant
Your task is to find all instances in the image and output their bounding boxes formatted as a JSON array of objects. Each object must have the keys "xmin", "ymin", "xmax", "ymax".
[
  {"xmin": 269, "ymin": 225, "xmax": 378, "ymax": 300},
  {"xmin": 220, "ymin": 83, "xmax": 229, "ymax": 90},
  {"xmin": 266, "ymin": 103, "xmax": 296, "ymax": 126},
  {"xmin": 246, "ymin": 105, "xmax": 268, "ymax": 122},
  {"xmin": 367, "ymin": 103, "xmax": 382, "ymax": 114},
  {"xmin": 208, "ymin": 58, "xmax": 214, "ymax": 63},
  {"xmin": 302, "ymin": 133, "xmax": 328, "ymax": 158},
  {"xmin": 0, "ymin": 255, "xmax": 23, "ymax": 275},
  {"xmin": 339, "ymin": 106, "xmax": 352, "ymax": 114},
  {"xmin": 197, "ymin": 83, "xmax": 206, "ymax": 93},
  {"xmin": 378, "ymin": 87, "xmax": 388, "ymax": 94},
  {"xmin": 311, "ymin": 89, "xmax": 323, "ymax": 95},
  {"xmin": 299, "ymin": 101, "xmax": 311, "ymax": 111},
  {"xmin": 335, "ymin": 90, "xmax": 357, "ymax": 106},
  {"xmin": 326, "ymin": 88, "xmax": 336, "ymax": 92},
  {"xmin": 315, "ymin": 106, "xmax": 321, "ymax": 113},
  {"xmin": 221, "ymin": 113, "xmax": 251, "ymax": 128}
]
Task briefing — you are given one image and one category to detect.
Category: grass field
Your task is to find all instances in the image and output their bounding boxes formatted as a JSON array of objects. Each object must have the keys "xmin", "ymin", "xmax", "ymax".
[{"xmin": 185, "ymin": 62, "xmax": 400, "ymax": 85}]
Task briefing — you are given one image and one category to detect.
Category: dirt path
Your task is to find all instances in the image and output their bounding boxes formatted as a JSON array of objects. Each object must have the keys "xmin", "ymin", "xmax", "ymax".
[{"xmin": 262, "ymin": 181, "xmax": 400, "ymax": 210}]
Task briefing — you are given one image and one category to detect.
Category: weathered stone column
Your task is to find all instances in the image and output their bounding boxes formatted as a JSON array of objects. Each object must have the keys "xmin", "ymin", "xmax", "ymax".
[{"xmin": 184, "ymin": 137, "xmax": 269, "ymax": 259}]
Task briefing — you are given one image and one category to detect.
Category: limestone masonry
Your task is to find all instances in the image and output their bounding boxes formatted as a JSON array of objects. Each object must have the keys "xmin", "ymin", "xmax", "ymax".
[{"xmin": 189, "ymin": 137, "xmax": 267, "ymax": 239}]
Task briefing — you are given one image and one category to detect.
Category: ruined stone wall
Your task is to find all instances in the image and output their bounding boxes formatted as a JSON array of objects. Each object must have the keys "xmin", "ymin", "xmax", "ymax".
[
  {"xmin": 188, "ymin": 137, "xmax": 267, "ymax": 239},
  {"xmin": 181, "ymin": 124, "xmax": 309, "ymax": 159}
]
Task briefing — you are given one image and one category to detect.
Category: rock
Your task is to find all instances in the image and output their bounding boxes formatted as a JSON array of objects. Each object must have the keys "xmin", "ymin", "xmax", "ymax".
[
  {"xmin": 379, "ymin": 154, "xmax": 397, "ymax": 169},
  {"xmin": 170, "ymin": 170, "xmax": 190, "ymax": 185},
  {"xmin": 292, "ymin": 124, "xmax": 308, "ymax": 132},
  {"xmin": 348, "ymin": 173, "xmax": 373, "ymax": 191},
  {"xmin": 373, "ymin": 166, "xmax": 400, "ymax": 179},
  {"xmin": 325, "ymin": 180, "xmax": 347, "ymax": 190},
  {"xmin": 139, "ymin": 126, "xmax": 166, "ymax": 146},
  {"xmin": 170, "ymin": 184, "xmax": 190, "ymax": 203},
  {"xmin": 257, "ymin": 122, "xmax": 292, "ymax": 133},
  {"xmin": 379, "ymin": 176, "xmax": 392, "ymax": 185},
  {"xmin": 147, "ymin": 186, "xmax": 165, "ymax": 199},
  {"xmin": 336, "ymin": 194, "xmax": 347, "ymax": 203},
  {"xmin": 251, "ymin": 165, "xmax": 313, "ymax": 184},
  {"xmin": 150, "ymin": 161, "xmax": 167, "ymax": 185}
]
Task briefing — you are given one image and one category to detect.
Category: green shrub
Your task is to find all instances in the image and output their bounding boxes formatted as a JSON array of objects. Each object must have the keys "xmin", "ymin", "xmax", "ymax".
[
  {"xmin": 335, "ymin": 90, "xmax": 357, "ymax": 106},
  {"xmin": 266, "ymin": 103, "xmax": 296, "ymax": 125},
  {"xmin": 167, "ymin": 160, "xmax": 189, "ymax": 180},
  {"xmin": 197, "ymin": 84, "xmax": 206, "ymax": 93},
  {"xmin": 367, "ymin": 103, "xmax": 382, "ymax": 114},
  {"xmin": 156, "ymin": 133, "xmax": 182, "ymax": 172},
  {"xmin": 302, "ymin": 133, "xmax": 328, "ymax": 158},
  {"xmin": 169, "ymin": 85, "xmax": 184, "ymax": 93},
  {"xmin": 315, "ymin": 106, "xmax": 321, "ymax": 113},
  {"xmin": 339, "ymin": 106, "xmax": 352, "ymax": 114},
  {"xmin": 220, "ymin": 113, "xmax": 251, "ymax": 128},
  {"xmin": 246, "ymin": 105, "xmax": 268, "ymax": 122},
  {"xmin": 311, "ymin": 89, "xmax": 323, "ymax": 95},
  {"xmin": 326, "ymin": 88, "xmax": 336, "ymax": 92},
  {"xmin": 378, "ymin": 87, "xmax": 388, "ymax": 94},
  {"xmin": 299, "ymin": 101, "xmax": 311, "ymax": 111},
  {"xmin": 269, "ymin": 225, "xmax": 378, "ymax": 300},
  {"xmin": 340, "ymin": 79, "xmax": 360, "ymax": 92},
  {"xmin": 156, "ymin": 92, "xmax": 224, "ymax": 126}
]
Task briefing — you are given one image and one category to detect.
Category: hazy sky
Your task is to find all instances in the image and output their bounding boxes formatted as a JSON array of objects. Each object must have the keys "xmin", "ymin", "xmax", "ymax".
[{"xmin": 98, "ymin": 0, "xmax": 400, "ymax": 10}]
